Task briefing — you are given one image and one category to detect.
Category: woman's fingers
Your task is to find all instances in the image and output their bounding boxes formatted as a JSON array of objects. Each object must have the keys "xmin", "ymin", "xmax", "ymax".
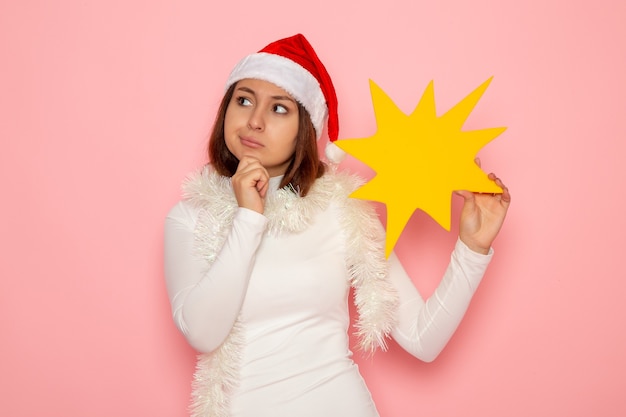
[{"xmin": 232, "ymin": 157, "xmax": 270, "ymax": 213}]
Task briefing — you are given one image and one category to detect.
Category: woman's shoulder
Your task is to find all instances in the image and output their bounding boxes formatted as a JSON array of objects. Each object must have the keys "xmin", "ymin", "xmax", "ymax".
[
  {"xmin": 181, "ymin": 164, "xmax": 234, "ymax": 207},
  {"xmin": 311, "ymin": 167, "xmax": 381, "ymax": 226},
  {"xmin": 165, "ymin": 164, "xmax": 234, "ymax": 225},
  {"xmin": 316, "ymin": 165, "xmax": 367, "ymax": 196},
  {"xmin": 165, "ymin": 199, "xmax": 201, "ymax": 229}
]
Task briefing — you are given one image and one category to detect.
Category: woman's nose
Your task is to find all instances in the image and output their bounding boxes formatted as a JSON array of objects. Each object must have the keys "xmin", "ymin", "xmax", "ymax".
[{"xmin": 247, "ymin": 108, "xmax": 265, "ymax": 131}]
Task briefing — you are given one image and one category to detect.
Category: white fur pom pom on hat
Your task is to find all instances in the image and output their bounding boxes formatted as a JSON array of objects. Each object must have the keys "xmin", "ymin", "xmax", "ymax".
[{"xmin": 325, "ymin": 142, "xmax": 347, "ymax": 164}]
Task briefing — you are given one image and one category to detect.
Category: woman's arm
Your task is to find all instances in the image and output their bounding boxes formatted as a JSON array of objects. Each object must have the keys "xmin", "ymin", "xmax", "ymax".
[
  {"xmin": 389, "ymin": 239, "xmax": 492, "ymax": 362},
  {"xmin": 164, "ymin": 202, "xmax": 267, "ymax": 353},
  {"xmin": 390, "ymin": 164, "xmax": 509, "ymax": 361}
]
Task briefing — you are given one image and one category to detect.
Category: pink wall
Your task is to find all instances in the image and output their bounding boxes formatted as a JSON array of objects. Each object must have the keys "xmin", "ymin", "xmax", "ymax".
[{"xmin": 1, "ymin": 1, "xmax": 624, "ymax": 416}]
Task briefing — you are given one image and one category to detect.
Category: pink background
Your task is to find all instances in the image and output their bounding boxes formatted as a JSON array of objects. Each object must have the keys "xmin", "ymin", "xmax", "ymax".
[{"xmin": 1, "ymin": 0, "xmax": 624, "ymax": 416}]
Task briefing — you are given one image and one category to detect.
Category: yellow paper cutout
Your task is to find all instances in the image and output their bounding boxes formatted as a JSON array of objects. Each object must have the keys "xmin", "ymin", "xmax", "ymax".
[{"xmin": 335, "ymin": 77, "xmax": 506, "ymax": 257}]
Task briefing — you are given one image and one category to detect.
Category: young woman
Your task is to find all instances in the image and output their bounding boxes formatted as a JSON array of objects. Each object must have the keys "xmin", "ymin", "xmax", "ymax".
[{"xmin": 164, "ymin": 34, "xmax": 510, "ymax": 417}]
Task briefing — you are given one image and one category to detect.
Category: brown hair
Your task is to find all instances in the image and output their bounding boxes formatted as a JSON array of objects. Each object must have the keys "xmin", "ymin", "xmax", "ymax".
[{"xmin": 208, "ymin": 83, "xmax": 325, "ymax": 197}]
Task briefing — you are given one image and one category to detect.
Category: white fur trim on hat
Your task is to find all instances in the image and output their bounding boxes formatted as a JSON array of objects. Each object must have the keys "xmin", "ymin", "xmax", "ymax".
[{"xmin": 225, "ymin": 52, "xmax": 328, "ymax": 140}]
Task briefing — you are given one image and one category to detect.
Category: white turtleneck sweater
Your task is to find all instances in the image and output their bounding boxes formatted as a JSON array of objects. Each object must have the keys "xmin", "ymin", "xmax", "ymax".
[{"xmin": 164, "ymin": 174, "xmax": 492, "ymax": 417}]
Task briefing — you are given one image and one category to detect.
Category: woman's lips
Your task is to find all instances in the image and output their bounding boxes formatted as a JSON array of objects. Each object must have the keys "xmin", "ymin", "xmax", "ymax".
[{"xmin": 240, "ymin": 137, "xmax": 263, "ymax": 149}]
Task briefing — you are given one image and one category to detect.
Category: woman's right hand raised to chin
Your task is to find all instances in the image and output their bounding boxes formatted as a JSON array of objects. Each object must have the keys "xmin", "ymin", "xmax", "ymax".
[{"xmin": 231, "ymin": 156, "xmax": 270, "ymax": 214}]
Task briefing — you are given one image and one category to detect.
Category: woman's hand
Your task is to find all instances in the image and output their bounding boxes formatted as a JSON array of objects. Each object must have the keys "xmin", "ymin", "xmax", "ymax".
[
  {"xmin": 455, "ymin": 158, "xmax": 511, "ymax": 254},
  {"xmin": 231, "ymin": 156, "xmax": 270, "ymax": 214}
]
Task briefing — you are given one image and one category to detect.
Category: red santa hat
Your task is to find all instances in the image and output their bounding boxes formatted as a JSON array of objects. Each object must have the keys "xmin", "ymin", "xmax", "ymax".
[{"xmin": 225, "ymin": 34, "xmax": 345, "ymax": 163}]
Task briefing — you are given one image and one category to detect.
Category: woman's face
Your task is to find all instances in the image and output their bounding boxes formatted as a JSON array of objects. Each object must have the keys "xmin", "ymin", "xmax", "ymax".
[{"xmin": 224, "ymin": 79, "xmax": 300, "ymax": 177}]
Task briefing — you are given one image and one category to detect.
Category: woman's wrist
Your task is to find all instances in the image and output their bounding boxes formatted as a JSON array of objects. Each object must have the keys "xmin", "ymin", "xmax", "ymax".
[{"xmin": 459, "ymin": 236, "xmax": 490, "ymax": 255}]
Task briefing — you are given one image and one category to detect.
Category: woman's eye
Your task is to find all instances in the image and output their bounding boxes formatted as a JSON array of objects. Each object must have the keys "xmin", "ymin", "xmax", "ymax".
[
  {"xmin": 237, "ymin": 97, "xmax": 252, "ymax": 106},
  {"xmin": 274, "ymin": 104, "xmax": 288, "ymax": 114}
]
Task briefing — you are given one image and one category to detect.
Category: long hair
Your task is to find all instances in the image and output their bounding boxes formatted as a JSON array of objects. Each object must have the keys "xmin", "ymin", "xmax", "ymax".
[{"xmin": 208, "ymin": 83, "xmax": 325, "ymax": 197}]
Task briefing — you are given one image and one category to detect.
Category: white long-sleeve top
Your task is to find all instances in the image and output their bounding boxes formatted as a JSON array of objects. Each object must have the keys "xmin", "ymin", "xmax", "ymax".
[{"xmin": 164, "ymin": 172, "xmax": 493, "ymax": 417}]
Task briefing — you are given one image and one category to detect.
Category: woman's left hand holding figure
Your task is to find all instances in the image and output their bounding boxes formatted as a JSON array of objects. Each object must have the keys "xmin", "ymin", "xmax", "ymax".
[{"xmin": 455, "ymin": 158, "xmax": 511, "ymax": 255}]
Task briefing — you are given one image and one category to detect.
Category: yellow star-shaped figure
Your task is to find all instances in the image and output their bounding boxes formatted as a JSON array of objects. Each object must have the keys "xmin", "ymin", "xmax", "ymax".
[{"xmin": 335, "ymin": 77, "xmax": 506, "ymax": 257}]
